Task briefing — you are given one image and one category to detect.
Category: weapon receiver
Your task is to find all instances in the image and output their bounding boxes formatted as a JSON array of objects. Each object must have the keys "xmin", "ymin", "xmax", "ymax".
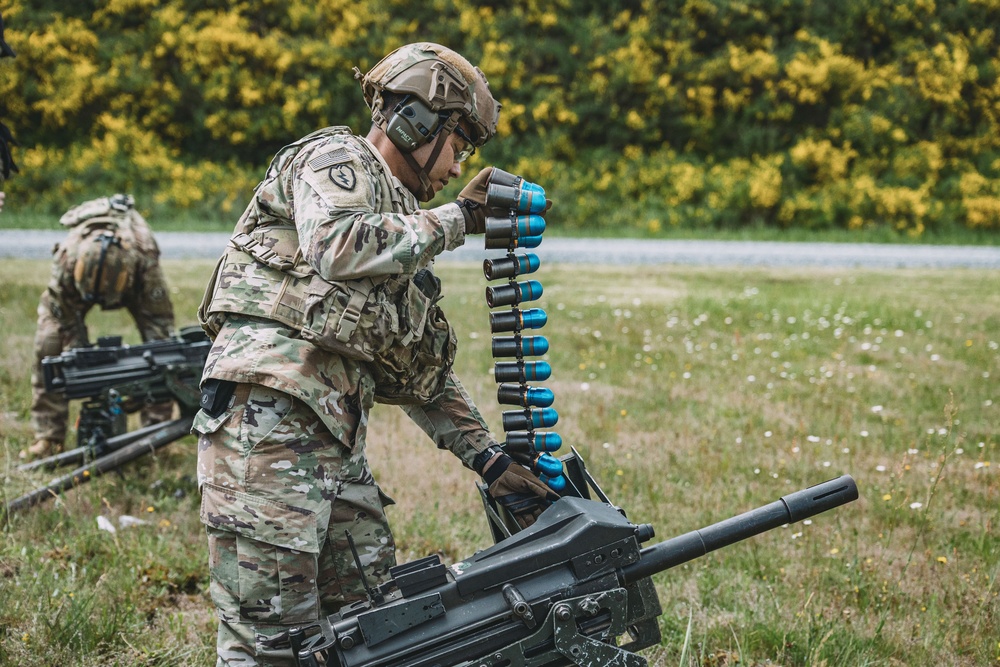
[
  {"xmin": 291, "ymin": 471, "xmax": 858, "ymax": 667},
  {"xmin": 41, "ymin": 326, "xmax": 210, "ymax": 406},
  {"xmin": 4, "ymin": 327, "xmax": 210, "ymax": 518}
]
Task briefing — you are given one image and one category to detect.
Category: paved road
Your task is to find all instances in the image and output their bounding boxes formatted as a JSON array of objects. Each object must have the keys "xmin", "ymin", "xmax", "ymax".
[{"xmin": 2, "ymin": 230, "xmax": 1000, "ymax": 269}]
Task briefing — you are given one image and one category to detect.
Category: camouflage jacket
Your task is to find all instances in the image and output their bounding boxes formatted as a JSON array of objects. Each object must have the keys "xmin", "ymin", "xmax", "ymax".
[
  {"xmin": 45, "ymin": 202, "xmax": 174, "ymax": 341},
  {"xmin": 199, "ymin": 127, "xmax": 495, "ymax": 466}
]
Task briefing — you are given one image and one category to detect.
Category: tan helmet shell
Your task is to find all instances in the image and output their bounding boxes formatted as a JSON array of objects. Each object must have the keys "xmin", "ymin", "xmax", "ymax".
[
  {"xmin": 360, "ymin": 42, "xmax": 501, "ymax": 147},
  {"xmin": 63, "ymin": 195, "xmax": 140, "ymax": 308},
  {"xmin": 72, "ymin": 228, "xmax": 135, "ymax": 308}
]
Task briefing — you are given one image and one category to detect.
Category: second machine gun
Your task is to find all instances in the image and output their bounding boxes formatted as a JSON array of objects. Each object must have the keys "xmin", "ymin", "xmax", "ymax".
[{"xmin": 5, "ymin": 327, "xmax": 211, "ymax": 517}]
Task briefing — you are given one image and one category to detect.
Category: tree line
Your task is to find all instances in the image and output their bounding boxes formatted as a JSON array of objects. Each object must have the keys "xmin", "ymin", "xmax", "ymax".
[{"xmin": 1, "ymin": 0, "xmax": 998, "ymax": 236}]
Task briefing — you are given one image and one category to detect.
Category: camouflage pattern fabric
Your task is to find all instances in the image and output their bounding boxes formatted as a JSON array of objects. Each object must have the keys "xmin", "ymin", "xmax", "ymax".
[
  {"xmin": 200, "ymin": 126, "xmax": 492, "ymax": 463},
  {"xmin": 199, "ymin": 127, "xmax": 466, "ymax": 368},
  {"xmin": 198, "ymin": 127, "xmax": 499, "ymax": 665},
  {"xmin": 30, "ymin": 202, "xmax": 175, "ymax": 444},
  {"xmin": 196, "ymin": 383, "xmax": 395, "ymax": 666}
]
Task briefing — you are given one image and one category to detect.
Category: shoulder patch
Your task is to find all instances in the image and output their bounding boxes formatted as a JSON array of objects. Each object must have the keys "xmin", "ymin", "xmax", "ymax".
[
  {"xmin": 329, "ymin": 164, "xmax": 357, "ymax": 191},
  {"xmin": 309, "ymin": 147, "xmax": 351, "ymax": 172}
]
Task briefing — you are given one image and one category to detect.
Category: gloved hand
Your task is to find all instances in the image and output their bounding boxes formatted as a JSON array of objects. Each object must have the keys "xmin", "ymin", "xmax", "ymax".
[
  {"xmin": 456, "ymin": 166, "xmax": 494, "ymax": 234},
  {"xmin": 478, "ymin": 447, "xmax": 559, "ymax": 529}
]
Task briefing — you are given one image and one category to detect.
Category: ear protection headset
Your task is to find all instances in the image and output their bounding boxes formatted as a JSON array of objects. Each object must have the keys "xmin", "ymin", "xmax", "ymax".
[
  {"xmin": 385, "ymin": 96, "xmax": 446, "ymax": 153},
  {"xmin": 383, "ymin": 93, "xmax": 463, "ymax": 201}
]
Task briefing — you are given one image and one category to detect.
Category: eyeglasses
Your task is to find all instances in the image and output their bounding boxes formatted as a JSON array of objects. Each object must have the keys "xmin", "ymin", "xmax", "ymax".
[{"xmin": 453, "ymin": 126, "xmax": 477, "ymax": 163}]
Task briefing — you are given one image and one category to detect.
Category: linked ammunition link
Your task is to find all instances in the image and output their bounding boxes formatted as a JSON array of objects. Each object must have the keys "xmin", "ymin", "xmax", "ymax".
[{"xmin": 483, "ymin": 169, "xmax": 566, "ymax": 492}]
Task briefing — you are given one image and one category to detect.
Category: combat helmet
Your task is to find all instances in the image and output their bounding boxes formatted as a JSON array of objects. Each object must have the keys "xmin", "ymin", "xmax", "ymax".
[
  {"xmin": 67, "ymin": 194, "xmax": 139, "ymax": 309},
  {"xmin": 356, "ymin": 42, "xmax": 501, "ymax": 200}
]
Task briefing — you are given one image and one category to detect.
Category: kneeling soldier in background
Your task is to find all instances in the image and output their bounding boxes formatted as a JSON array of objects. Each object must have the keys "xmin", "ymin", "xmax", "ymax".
[{"xmin": 24, "ymin": 194, "xmax": 177, "ymax": 460}]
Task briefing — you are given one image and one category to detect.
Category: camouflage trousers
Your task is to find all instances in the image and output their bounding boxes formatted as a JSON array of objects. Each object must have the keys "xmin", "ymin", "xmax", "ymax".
[
  {"xmin": 30, "ymin": 293, "xmax": 173, "ymax": 444},
  {"xmin": 194, "ymin": 382, "xmax": 396, "ymax": 667}
]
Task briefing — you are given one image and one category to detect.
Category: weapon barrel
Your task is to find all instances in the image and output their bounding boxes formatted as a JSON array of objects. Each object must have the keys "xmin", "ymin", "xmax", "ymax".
[
  {"xmin": 3, "ymin": 416, "xmax": 193, "ymax": 517},
  {"xmin": 621, "ymin": 475, "xmax": 858, "ymax": 584},
  {"xmin": 16, "ymin": 420, "xmax": 172, "ymax": 473}
]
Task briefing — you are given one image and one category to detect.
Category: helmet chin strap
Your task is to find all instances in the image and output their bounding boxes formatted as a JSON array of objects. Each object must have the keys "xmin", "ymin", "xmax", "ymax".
[{"xmin": 400, "ymin": 112, "xmax": 461, "ymax": 202}]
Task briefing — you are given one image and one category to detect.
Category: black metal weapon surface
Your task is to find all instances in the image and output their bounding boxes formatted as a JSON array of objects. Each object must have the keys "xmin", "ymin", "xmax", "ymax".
[
  {"xmin": 4, "ymin": 326, "xmax": 210, "ymax": 517},
  {"xmin": 290, "ymin": 452, "xmax": 858, "ymax": 667}
]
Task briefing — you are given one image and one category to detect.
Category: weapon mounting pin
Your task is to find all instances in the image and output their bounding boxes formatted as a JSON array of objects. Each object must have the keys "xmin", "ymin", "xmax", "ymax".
[{"xmin": 340, "ymin": 635, "xmax": 356, "ymax": 650}]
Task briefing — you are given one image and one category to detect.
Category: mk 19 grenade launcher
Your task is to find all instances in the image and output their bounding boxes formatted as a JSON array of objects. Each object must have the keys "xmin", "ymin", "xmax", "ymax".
[{"xmin": 290, "ymin": 450, "xmax": 858, "ymax": 667}]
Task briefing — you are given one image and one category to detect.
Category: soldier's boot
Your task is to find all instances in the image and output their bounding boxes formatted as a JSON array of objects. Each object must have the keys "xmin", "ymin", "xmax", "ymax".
[{"xmin": 19, "ymin": 438, "xmax": 63, "ymax": 461}]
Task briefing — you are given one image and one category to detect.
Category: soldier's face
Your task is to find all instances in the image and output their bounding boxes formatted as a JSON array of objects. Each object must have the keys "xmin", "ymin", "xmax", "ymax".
[{"xmin": 408, "ymin": 129, "xmax": 470, "ymax": 200}]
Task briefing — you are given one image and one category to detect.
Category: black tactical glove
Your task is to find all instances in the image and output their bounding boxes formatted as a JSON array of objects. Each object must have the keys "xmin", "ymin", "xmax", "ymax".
[
  {"xmin": 456, "ymin": 166, "xmax": 494, "ymax": 234},
  {"xmin": 476, "ymin": 446, "xmax": 559, "ymax": 529}
]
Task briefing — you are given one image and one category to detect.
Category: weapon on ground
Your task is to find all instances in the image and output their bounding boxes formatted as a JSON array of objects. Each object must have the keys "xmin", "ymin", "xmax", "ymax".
[
  {"xmin": 5, "ymin": 418, "xmax": 193, "ymax": 515},
  {"xmin": 290, "ymin": 449, "xmax": 859, "ymax": 667},
  {"xmin": 4, "ymin": 326, "xmax": 210, "ymax": 517}
]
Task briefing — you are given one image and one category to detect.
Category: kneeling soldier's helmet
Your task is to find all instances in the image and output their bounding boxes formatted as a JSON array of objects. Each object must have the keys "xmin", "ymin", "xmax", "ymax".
[
  {"xmin": 67, "ymin": 194, "xmax": 139, "ymax": 308},
  {"xmin": 74, "ymin": 230, "xmax": 135, "ymax": 308}
]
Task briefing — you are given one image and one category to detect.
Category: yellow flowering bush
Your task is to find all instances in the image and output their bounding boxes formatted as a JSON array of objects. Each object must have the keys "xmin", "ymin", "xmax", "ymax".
[{"xmin": 0, "ymin": 0, "xmax": 997, "ymax": 235}]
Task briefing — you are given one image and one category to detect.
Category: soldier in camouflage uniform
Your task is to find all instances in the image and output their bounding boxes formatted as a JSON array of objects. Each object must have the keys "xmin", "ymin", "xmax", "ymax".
[
  {"xmin": 194, "ymin": 43, "xmax": 557, "ymax": 666},
  {"xmin": 24, "ymin": 194, "xmax": 177, "ymax": 460}
]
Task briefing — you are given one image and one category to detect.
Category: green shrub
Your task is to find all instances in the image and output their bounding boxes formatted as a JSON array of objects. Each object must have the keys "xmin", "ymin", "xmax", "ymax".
[{"xmin": 1, "ymin": 0, "xmax": 998, "ymax": 236}]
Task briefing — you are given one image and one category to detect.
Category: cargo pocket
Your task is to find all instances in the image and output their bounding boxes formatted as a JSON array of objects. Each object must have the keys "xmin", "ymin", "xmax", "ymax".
[
  {"xmin": 240, "ymin": 385, "xmax": 294, "ymax": 457},
  {"xmin": 191, "ymin": 407, "xmax": 230, "ymax": 438},
  {"xmin": 201, "ymin": 483, "xmax": 321, "ymax": 624},
  {"xmin": 327, "ymin": 480, "xmax": 397, "ymax": 598}
]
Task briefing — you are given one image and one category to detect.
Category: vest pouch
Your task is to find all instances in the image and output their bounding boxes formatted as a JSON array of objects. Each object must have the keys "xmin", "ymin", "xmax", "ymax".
[
  {"xmin": 71, "ymin": 221, "xmax": 135, "ymax": 309},
  {"xmin": 201, "ymin": 253, "xmax": 299, "ymax": 336},
  {"xmin": 295, "ymin": 275, "xmax": 393, "ymax": 362},
  {"xmin": 372, "ymin": 281, "xmax": 456, "ymax": 405}
]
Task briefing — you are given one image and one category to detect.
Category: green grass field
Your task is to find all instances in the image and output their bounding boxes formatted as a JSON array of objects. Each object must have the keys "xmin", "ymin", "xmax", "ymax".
[{"xmin": 0, "ymin": 257, "xmax": 997, "ymax": 666}]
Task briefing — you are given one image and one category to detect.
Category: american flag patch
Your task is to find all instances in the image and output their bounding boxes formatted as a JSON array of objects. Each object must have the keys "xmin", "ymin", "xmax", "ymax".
[{"xmin": 309, "ymin": 148, "xmax": 351, "ymax": 171}]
